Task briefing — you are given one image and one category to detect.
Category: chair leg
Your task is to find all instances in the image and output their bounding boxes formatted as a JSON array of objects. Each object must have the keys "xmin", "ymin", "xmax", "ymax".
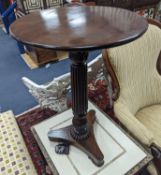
[
  {"xmin": 152, "ymin": 158, "xmax": 161, "ymax": 175},
  {"xmin": 151, "ymin": 144, "xmax": 161, "ymax": 175},
  {"xmin": 135, "ymin": 167, "xmax": 151, "ymax": 175}
]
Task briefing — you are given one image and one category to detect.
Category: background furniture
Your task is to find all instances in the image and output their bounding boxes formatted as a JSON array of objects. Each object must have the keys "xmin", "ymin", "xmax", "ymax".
[
  {"xmin": 0, "ymin": 110, "xmax": 37, "ymax": 175},
  {"xmin": 22, "ymin": 73, "xmax": 70, "ymax": 113},
  {"xmin": 0, "ymin": 0, "xmax": 11, "ymax": 14},
  {"xmin": 84, "ymin": 0, "xmax": 161, "ymax": 19},
  {"xmin": 89, "ymin": 0, "xmax": 160, "ymax": 10},
  {"xmin": 17, "ymin": 0, "xmax": 63, "ymax": 14},
  {"xmin": 1, "ymin": 1, "xmax": 17, "ymax": 34},
  {"xmin": 16, "ymin": 0, "xmax": 161, "ymax": 17},
  {"xmin": 102, "ymin": 19, "xmax": 161, "ymax": 175},
  {"xmin": 25, "ymin": 46, "xmax": 62, "ymax": 66},
  {"xmin": 1, "ymin": 1, "xmax": 25, "ymax": 55}
]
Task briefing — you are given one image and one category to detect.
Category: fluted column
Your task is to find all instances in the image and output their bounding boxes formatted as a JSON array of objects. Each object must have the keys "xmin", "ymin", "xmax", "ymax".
[{"xmin": 69, "ymin": 51, "xmax": 89, "ymax": 140}]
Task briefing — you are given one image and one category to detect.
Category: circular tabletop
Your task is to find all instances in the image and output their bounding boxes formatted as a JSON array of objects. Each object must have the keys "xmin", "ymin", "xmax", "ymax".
[{"xmin": 10, "ymin": 6, "xmax": 148, "ymax": 51}]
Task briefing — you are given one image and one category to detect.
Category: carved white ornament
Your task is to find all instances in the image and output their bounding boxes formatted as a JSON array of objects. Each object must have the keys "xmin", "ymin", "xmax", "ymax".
[{"xmin": 22, "ymin": 54, "xmax": 109, "ymax": 113}]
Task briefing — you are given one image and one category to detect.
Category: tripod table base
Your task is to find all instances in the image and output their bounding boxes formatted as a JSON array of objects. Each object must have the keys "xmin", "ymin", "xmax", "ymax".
[{"xmin": 48, "ymin": 110, "xmax": 104, "ymax": 166}]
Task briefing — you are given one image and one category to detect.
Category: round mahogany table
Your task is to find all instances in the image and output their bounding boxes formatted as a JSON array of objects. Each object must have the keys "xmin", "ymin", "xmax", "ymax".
[{"xmin": 10, "ymin": 6, "xmax": 148, "ymax": 166}]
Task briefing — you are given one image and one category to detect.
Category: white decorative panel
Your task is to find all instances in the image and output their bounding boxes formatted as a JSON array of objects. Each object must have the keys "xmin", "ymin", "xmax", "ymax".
[{"xmin": 32, "ymin": 101, "xmax": 152, "ymax": 175}]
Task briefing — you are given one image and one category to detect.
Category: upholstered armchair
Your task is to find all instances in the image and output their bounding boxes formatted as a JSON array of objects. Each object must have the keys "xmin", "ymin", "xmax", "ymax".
[{"xmin": 102, "ymin": 19, "xmax": 161, "ymax": 175}]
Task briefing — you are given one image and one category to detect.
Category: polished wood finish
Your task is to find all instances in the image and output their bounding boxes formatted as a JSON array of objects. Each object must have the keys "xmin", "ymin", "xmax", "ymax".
[
  {"xmin": 10, "ymin": 6, "xmax": 148, "ymax": 166},
  {"xmin": 157, "ymin": 51, "xmax": 161, "ymax": 75},
  {"xmin": 10, "ymin": 6, "xmax": 148, "ymax": 51},
  {"xmin": 67, "ymin": 51, "xmax": 104, "ymax": 165},
  {"xmin": 48, "ymin": 110, "xmax": 104, "ymax": 166},
  {"xmin": 102, "ymin": 49, "xmax": 120, "ymax": 101},
  {"xmin": 14, "ymin": 8, "xmax": 59, "ymax": 66},
  {"xmin": 147, "ymin": 18, "xmax": 161, "ymax": 29},
  {"xmin": 70, "ymin": 52, "xmax": 89, "ymax": 140}
]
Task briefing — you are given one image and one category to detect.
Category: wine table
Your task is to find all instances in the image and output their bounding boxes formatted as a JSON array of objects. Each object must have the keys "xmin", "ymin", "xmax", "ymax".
[{"xmin": 10, "ymin": 6, "xmax": 148, "ymax": 166}]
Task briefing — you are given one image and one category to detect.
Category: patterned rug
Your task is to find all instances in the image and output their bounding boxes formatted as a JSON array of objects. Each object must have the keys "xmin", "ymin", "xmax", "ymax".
[
  {"xmin": 16, "ymin": 108, "xmax": 56, "ymax": 175},
  {"xmin": 16, "ymin": 80, "xmax": 117, "ymax": 175}
]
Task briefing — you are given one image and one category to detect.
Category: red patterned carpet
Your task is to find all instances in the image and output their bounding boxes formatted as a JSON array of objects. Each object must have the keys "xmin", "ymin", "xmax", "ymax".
[
  {"xmin": 16, "ymin": 80, "xmax": 117, "ymax": 175},
  {"xmin": 16, "ymin": 108, "xmax": 56, "ymax": 175}
]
